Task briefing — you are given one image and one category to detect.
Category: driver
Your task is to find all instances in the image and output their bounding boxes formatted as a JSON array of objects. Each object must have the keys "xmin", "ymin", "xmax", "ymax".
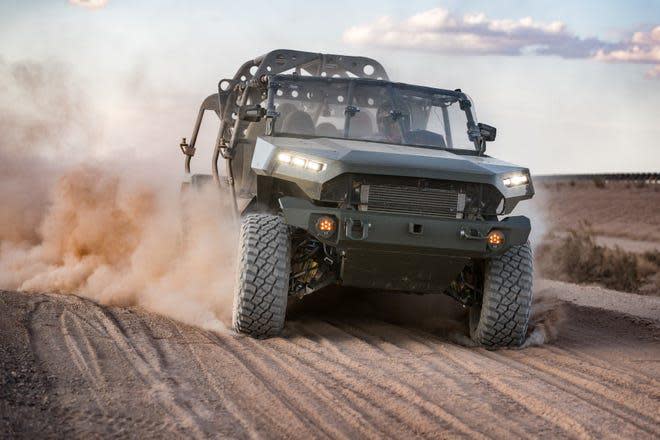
[{"xmin": 376, "ymin": 102, "xmax": 409, "ymax": 144}]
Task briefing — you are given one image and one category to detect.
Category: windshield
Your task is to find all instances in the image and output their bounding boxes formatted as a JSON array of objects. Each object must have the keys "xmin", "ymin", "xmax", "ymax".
[{"xmin": 267, "ymin": 75, "xmax": 479, "ymax": 150}]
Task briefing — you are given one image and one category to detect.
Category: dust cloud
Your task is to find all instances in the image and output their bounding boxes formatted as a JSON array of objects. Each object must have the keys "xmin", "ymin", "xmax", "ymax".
[
  {"xmin": 0, "ymin": 57, "xmax": 564, "ymax": 344},
  {"xmin": 516, "ymin": 190, "xmax": 550, "ymax": 252},
  {"xmin": 0, "ymin": 58, "xmax": 238, "ymax": 331},
  {"xmin": 519, "ymin": 293, "xmax": 567, "ymax": 347}
]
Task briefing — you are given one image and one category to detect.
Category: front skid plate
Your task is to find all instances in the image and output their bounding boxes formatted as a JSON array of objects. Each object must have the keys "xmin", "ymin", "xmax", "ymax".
[{"xmin": 339, "ymin": 247, "xmax": 469, "ymax": 292}]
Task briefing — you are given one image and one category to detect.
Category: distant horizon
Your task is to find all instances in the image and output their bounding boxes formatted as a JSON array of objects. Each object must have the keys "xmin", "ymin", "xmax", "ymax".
[{"xmin": 532, "ymin": 171, "xmax": 659, "ymax": 177}]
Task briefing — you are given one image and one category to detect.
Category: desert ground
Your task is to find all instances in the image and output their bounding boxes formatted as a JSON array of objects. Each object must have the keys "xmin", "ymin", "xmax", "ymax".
[
  {"xmin": 531, "ymin": 180, "xmax": 660, "ymax": 245},
  {"xmin": 1, "ymin": 181, "xmax": 659, "ymax": 439}
]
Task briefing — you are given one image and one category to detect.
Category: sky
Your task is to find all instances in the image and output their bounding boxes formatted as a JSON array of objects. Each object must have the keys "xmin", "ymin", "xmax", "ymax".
[{"xmin": 1, "ymin": 0, "xmax": 659, "ymax": 174}]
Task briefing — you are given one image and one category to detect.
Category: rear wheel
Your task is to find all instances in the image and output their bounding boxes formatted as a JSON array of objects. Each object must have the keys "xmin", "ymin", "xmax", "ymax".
[
  {"xmin": 469, "ymin": 243, "xmax": 533, "ymax": 348},
  {"xmin": 232, "ymin": 214, "xmax": 291, "ymax": 338}
]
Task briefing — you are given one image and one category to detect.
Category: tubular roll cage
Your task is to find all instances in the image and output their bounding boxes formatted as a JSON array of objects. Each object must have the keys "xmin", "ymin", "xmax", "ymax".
[{"xmin": 180, "ymin": 50, "xmax": 390, "ymax": 191}]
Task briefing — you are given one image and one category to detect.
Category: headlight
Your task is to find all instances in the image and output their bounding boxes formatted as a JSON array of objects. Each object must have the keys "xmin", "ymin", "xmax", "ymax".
[
  {"xmin": 277, "ymin": 152, "xmax": 326, "ymax": 172},
  {"xmin": 277, "ymin": 153, "xmax": 292, "ymax": 163},
  {"xmin": 503, "ymin": 173, "xmax": 529, "ymax": 187}
]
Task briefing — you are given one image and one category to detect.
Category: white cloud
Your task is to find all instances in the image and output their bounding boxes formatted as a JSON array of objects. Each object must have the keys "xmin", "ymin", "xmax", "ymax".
[
  {"xmin": 646, "ymin": 65, "xmax": 660, "ymax": 79},
  {"xmin": 405, "ymin": 8, "xmax": 453, "ymax": 30},
  {"xmin": 594, "ymin": 26, "xmax": 660, "ymax": 79},
  {"xmin": 69, "ymin": 0, "xmax": 108, "ymax": 10},
  {"xmin": 594, "ymin": 46, "xmax": 660, "ymax": 63},
  {"xmin": 594, "ymin": 26, "xmax": 660, "ymax": 78},
  {"xmin": 631, "ymin": 26, "xmax": 660, "ymax": 45},
  {"xmin": 343, "ymin": 7, "xmax": 659, "ymax": 79},
  {"xmin": 342, "ymin": 7, "xmax": 603, "ymax": 57}
]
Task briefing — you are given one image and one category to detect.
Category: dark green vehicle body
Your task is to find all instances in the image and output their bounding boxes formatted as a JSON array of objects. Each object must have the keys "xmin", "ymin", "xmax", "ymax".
[
  {"xmin": 256, "ymin": 134, "xmax": 533, "ymax": 295},
  {"xmin": 181, "ymin": 49, "xmax": 534, "ymax": 310}
]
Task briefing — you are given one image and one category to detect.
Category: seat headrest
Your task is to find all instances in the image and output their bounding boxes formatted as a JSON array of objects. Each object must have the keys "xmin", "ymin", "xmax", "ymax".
[
  {"xmin": 281, "ymin": 111, "xmax": 316, "ymax": 136},
  {"xmin": 316, "ymin": 122, "xmax": 341, "ymax": 138}
]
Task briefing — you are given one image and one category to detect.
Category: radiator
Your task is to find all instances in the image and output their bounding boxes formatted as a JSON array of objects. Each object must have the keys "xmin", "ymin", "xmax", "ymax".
[{"xmin": 360, "ymin": 184, "xmax": 465, "ymax": 219}]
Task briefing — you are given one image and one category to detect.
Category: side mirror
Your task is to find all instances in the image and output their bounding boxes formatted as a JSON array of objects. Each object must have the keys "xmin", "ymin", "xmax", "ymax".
[
  {"xmin": 478, "ymin": 123, "xmax": 496, "ymax": 142},
  {"xmin": 240, "ymin": 104, "xmax": 266, "ymax": 122}
]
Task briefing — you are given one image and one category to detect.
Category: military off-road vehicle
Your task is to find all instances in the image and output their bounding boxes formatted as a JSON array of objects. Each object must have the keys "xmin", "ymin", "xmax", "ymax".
[{"xmin": 179, "ymin": 50, "xmax": 534, "ymax": 347}]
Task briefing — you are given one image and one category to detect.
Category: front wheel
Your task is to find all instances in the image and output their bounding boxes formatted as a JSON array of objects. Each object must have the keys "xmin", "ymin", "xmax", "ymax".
[
  {"xmin": 469, "ymin": 243, "xmax": 534, "ymax": 348},
  {"xmin": 232, "ymin": 214, "xmax": 291, "ymax": 338}
]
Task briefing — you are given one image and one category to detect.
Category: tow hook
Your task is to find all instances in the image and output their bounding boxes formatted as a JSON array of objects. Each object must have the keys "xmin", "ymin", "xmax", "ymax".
[
  {"xmin": 345, "ymin": 218, "xmax": 370, "ymax": 240},
  {"xmin": 459, "ymin": 227, "xmax": 486, "ymax": 240}
]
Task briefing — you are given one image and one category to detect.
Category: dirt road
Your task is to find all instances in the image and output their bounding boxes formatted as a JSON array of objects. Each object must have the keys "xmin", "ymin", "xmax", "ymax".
[{"xmin": 1, "ymin": 285, "xmax": 659, "ymax": 439}]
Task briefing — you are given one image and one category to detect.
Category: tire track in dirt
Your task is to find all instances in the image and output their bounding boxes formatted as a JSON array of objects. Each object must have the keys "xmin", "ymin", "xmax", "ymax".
[
  {"xmin": 435, "ymin": 339, "xmax": 658, "ymax": 439},
  {"xmin": 209, "ymin": 329, "xmax": 404, "ymax": 439},
  {"xmin": 216, "ymin": 342, "xmax": 346, "ymax": 440},
  {"xmin": 485, "ymin": 350, "xmax": 659, "ymax": 436},
  {"xmin": 225, "ymin": 336, "xmax": 363, "ymax": 439},
  {"xmin": 199, "ymin": 331, "xmax": 323, "ymax": 438},
  {"xmin": 376, "ymin": 319, "xmax": 658, "ymax": 439},
  {"xmin": 166, "ymin": 321, "xmax": 260, "ymax": 440},
  {"xmin": 332, "ymin": 320, "xmax": 536, "ymax": 439},
  {"xmin": 234, "ymin": 334, "xmax": 388, "ymax": 439},
  {"xmin": 126, "ymin": 314, "xmax": 259, "ymax": 438},
  {"xmin": 505, "ymin": 349, "xmax": 660, "ymax": 418},
  {"xmin": 58, "ymin": 310, "xmax": 108, "ymax": 412},
  {"xmin": 91, "ymin": 307, "xmax": 208, "ymax": 439},
  {"xmin": 434, "ymin": 344, "xmax": 594, "ymax": 439},
  {"xmin": 546, "ymin": 344, "xmax": 660, "ymax": 385},
  {"xmin": 290, "ymin": 320, "xmax": 489, "ymax": 439},
  {"xmin": 339, "ymin": 319, "xmax": 568, "ymax": 438},
  {"xmin": 3, "ymin": 290, "xmax": 659, "ymax": 439},
  {"xmin": 283, "ymin": 321, "xmax": 450, "ymax": 438},
  {"xmin": 156, "ymin": 318, "xmax": 309, "ymax": 439},
  {"xmin": 360, "ymin": 320, "xmax": 588, "ymax": 438},
  {"xmin": 264, "ymin": 327, "xmax": 420, "ymax": 439},
  {"xmin": 370, "ymin": 322, "xmax": 658, "ymax": 438}
]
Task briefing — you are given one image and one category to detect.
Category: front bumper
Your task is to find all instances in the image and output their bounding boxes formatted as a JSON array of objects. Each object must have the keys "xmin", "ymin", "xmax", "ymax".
[{"xmin": 279, "ymin": 197, "xmax": 531, "ymax": 257}]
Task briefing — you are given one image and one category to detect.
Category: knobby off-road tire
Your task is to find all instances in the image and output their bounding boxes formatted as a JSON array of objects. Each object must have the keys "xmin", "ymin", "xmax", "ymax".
[
  {"xmin": 469, "ymin": 243, "xmax": 534, "ymax": 348},
  {"xmin": 232, "ymin": 214, "xmax": 291, "ymax": 338}
]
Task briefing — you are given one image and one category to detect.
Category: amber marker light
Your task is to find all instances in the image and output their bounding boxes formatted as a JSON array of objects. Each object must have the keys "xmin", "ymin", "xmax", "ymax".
[
  {"xmin": 316, "ymin": 216, "xmax": 337, "ymax": 237},
  {"xmin": 487, "ymin": 230, "xmax": 505, "ymax": 249}
]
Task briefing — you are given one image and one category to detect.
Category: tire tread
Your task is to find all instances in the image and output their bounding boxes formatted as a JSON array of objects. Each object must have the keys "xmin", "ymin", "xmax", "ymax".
[
  {"xmin": 232, "ymin": 214, "xmax": 290, "ymax": 338},
  {"xmin": 471, "ymin": 243, "xmax": 534, "ymax": 347}
]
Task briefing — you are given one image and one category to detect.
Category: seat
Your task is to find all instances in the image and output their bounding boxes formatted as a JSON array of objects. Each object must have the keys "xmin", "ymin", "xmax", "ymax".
[
  {"xmin": 406, "ymin": 129, "xmax": 447, "ymax": 148},
  {"xmin": 281, "ymin": 111, "xmax": 316, "ymax": 136},
  {"xmin": 274, "ymin": 103, "xmax": 298, "ymax": 132},
  {"xmin": 316, "ymin": 122, "xmax": 341, "ymax": 138}
]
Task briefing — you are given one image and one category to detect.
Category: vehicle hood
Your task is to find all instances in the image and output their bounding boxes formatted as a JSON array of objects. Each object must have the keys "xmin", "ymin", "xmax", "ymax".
[
  {"xmin": 252, "ymin": 136, "xmax": 533, "ymax": 205},
  {"xmin": 255, "ymin": 136, "xmax": 527, "ymax": 181}
]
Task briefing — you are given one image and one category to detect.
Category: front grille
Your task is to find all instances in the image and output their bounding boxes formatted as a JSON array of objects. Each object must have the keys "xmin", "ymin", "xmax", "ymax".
[{"xmin": 362, "ymin": 184, "xmax": 465, "ymax": 219}]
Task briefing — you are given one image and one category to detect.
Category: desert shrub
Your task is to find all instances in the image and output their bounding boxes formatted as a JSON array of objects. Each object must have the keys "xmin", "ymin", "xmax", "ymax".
[
  {"xmin": 637, "ymin": 251, "xmax": 660, "ymax": 295},
  {"xmin": 593, "ymin": 177, "xmax": 606, "ymax": 189},
  {"xmin": 642, "ymin": 250, "xmax": 660, "ymax": 265},
  {"xmin": 536, "ymin": 228, "xmax": 641, "ymax": 292}
]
